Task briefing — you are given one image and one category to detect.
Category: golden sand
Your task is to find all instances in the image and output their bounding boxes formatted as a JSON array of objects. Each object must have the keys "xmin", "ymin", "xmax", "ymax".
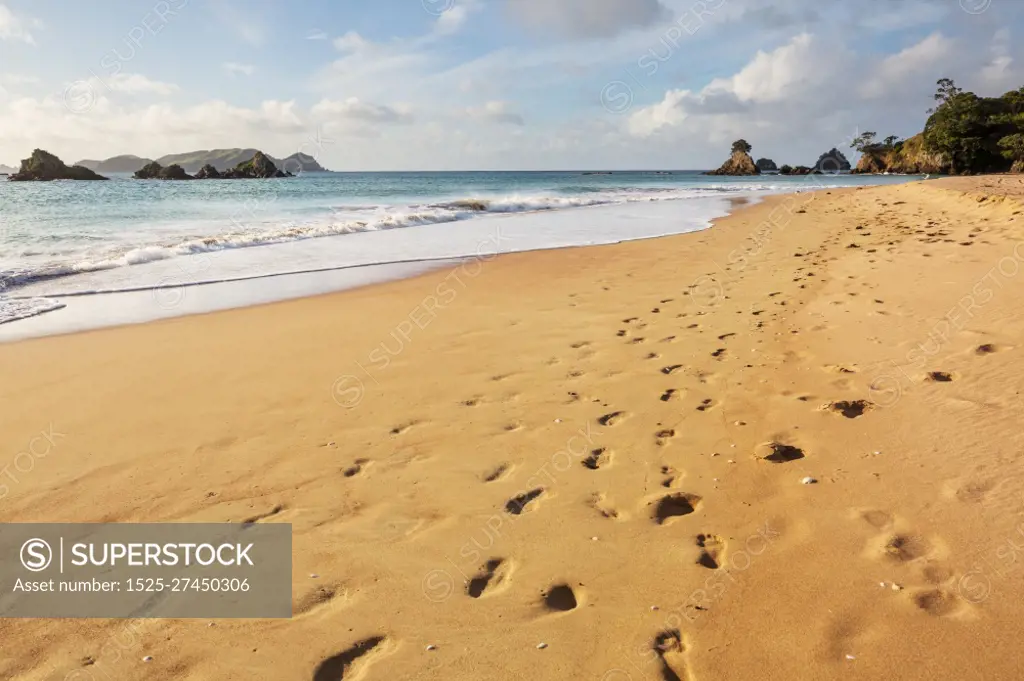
[{"xmin": 4, "ymin": 177, "xmax": 1024, "ymax": 679}]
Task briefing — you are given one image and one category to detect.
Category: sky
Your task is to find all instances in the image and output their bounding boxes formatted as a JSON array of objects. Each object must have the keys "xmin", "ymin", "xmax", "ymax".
[{"xmin": 0, "ymin": 0, "xmax": 1021, "ymax": 170}]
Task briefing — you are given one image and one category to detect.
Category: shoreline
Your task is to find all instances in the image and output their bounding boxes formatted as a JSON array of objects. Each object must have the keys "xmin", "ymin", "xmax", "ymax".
[
  {"xmin": 4, "ymin": 177, "xmax": 1024, "ymax": 679},
  {"xmin": 0, "ymin": 194, "xmax": 749, "ymax": 343}
]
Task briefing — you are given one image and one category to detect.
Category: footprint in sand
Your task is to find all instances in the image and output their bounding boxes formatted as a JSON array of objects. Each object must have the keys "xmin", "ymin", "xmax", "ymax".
[
  {"xmin": 912, "ymin": 588, "xmax": 963, "ymax": 617},
  {"xmin": 505, "ymin": 488, "xmax": 544, "ymax": 515},
  {"xmin": 582, "ymin": 448, "xmax": 611, "ymax": 470},
  {"xmin": 696, "ymin": 534, "xmax": 726, "ymax": 569},
  {"xmin": 860, "ymin": 509, "xmax": 894, "ymax": 530},
  {"xmin": 313, "ymin": 636, "xmax": 393, "ymax": 681},
  {"xmin": 483, "ymin": 463, "xmax": 511, "ymax": 482},
  {"xmin": 926, "ymin": 371, "xmax": 956, "ymax": 383},
  {"xmin": 598, "ymin": 411, "xmax": 627, "ymax": 426},
  {"xmin": 343, "ymin": 459, "xmax": 370, "ymax": 478},
  {"xmin": 467, "ymin": 558, "xmax": 513, "ymax": 598},
  {"xmin": 588, "ymin": 493, "xmax": 622, "ymax": 520},
  {"xmin": 652, "ymin": 630, "xmax": 691, "ymax": 681},
  {"xmin": 389, "ymin": 420, "xmax": 420, "ymax": 436},
  {"xmin": 295, "ymin": 583, "xmax": 349, "ymax": 617},
  {"xmin": 662, "ymin": 365, "xmax": 684, "ymax": 375},
  {"xmin": 652, "ymin": 493, "xmax": 702, "ymax": 525},
  {"xmin": 824, "ymin": 364, "xmax": 859, "ymax": 374},
  {"xmin": 826, "ymin": 400, "xmax": 874, "ymax": 419},
  {"xmin": 655, "ymin": 429, "xmax": 676, "ymax": 446},
  {"xmin": 881, "ymin": 533, "xmax": 933, "ymax": 563},
  {"xmin": 975, "ymin": 343, "xmax": 1003, "ymax": 355},
  {"xmin": 243, "ymin": 504, "xmax": 285, "ymax": 525},
  {"xmin": 541, "ymin": 584, "xmax": 580, "ymax": 613},
  {"xmin": 696, "ymin": 398, "xmax": 715, "ymax": 412},
  {"xmin": 660, "ymin": 465, "xmax": 681, "ymax": 488},
  {"xmin": 660, "ymin": 389, "xmax": 680, "ymax": 402},
  {"xmin": 755, "ymin": 442, "xmax": 805, "ymax": 463}
]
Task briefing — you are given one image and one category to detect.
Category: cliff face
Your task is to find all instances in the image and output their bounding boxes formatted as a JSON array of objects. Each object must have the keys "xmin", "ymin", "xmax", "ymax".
[
  {"xmin": 853, "ymin": 134, "xmax": 950, "ymax": 174},
  {"xmin": 706, "ymin": 151, "xmax": 760, "ymax": 176}
]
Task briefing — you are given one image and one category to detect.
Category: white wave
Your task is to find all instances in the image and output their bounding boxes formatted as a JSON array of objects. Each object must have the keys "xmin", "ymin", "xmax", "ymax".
[
  {"xmin": 0, "ymin": 297, "xmax": 66, "ymax": 326},
  {"xmin": 2, "ymin": 186, "xmax": 792, "ymax": 291}
]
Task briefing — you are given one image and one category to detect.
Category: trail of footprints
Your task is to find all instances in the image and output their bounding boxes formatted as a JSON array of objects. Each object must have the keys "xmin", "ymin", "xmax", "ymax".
[
  {"xmin": 859, "ymin": 509, "xmax": 967, "ymax": 618},
  {"xmin": 314, "ymin": 221, "xmax": 998, "ymax": 679}
]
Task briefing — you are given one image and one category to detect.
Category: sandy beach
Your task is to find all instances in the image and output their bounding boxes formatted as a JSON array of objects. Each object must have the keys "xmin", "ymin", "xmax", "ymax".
[{"xmin": 5, "ymin": 176, "xmax": 1024, "ymax": 680}]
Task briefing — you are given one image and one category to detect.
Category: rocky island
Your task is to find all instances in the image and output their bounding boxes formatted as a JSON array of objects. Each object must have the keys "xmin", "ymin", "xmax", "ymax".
[
  {"xmin": 705, "ymin": 139, "xmax": 759, "ymax": 176},
  {"xmin": 133, "ymin": 151, "xmax": 293, "ymax": 180},
  {"xmin": 755, "ymin": 158, "xmax": 778, "ymax": 172},
  {"xmin": 7, "ymin": 149, "xmax": 108, "ymax": 181}
]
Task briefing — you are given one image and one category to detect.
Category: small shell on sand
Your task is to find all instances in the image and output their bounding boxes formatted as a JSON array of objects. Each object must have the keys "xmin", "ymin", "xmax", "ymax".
[
  {"xmin": 801, "ymin": 476, "xmax": 817, "ymax": 484},
  {"xmin": 537, "ymin": 643, "xmax": 548, "ymax": 650}
]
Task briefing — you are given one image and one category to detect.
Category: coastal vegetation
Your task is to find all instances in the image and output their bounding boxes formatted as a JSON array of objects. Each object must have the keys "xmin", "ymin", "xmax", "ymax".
[{"xmin": 854, "ymin": 78, "xmax": 1024, "ymax": 174}]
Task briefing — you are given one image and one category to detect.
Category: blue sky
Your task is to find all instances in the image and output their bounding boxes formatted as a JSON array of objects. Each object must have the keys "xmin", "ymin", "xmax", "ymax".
[{"xmin": 0, "ymin": 0, "xmax": 1021, "ymax": 170}]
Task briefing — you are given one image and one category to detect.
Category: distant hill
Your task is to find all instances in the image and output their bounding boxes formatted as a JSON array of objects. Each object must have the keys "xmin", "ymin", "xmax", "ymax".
[
  {"xmin": 76, "ymin": 155, "xmax": 154, "ymax": 173},
  {"xmin": 155, "ymin": 149, "xmax": 328, "ymax": 173},
  {"xmin": 72, "ymin": 149, "xmax": 329, "ymax": 175},
  {"xmin": 0, "ymin": 164, "xmax": 15, "ymax": 174}
]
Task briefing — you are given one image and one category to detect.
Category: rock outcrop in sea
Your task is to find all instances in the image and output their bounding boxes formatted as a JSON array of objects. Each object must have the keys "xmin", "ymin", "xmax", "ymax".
[
  {"xmin": 706, "ymin": 150, "xmax": 760, "ymax": 176},
  {"xmin": 133, "ymin": 151, "xmax": 293, "ymax": 180},
  {"xmin": 8, "ymin": 149, "xmax": 108, "ymax": 181},
  {"xmin": 756, "ymin": 158, "xmax": 778, "ymax": 172},
  {"xmin": 194, "ymin": 164, "xmax": 221, "ymax": 179},
  {"xmin": 815, "ymin": 148, "xmax": 852, "ymax": 173}
]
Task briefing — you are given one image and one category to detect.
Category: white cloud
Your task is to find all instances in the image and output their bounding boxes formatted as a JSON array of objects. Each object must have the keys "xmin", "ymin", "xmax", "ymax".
[
  {"xmin": 433, "ymin": 0, "xmax": 481, "ymax": 36},
  {"xmin": 222, "ymin": 62, "xmax": 256, "ymax": 77},
  {"xmin": 311, "ymin": 97, "xmax": 413, "ymax": 124},
  {"xmin": 860, "ymin": 33, "xmax": 954, "ymax": 99},
  {"xmin": 708, "ymin": 33, "xmax": 825, "ymax": 104},
  {"xmin": 0, "ymin": 96, "xmax": 308, "ymax": 163},
  {"xmin": 89, "ymin": 73, "xmax": 179, "ymax": 96},
  {"xmin": 466, "ymin": 100, "xmax": 524, "ymax": 125},
  {"xmin": 0, "ymin": 74, "xmax": 38, "ymax": 85},
  {"xmin": 0, "ymin": 4, "xmax": 40, "ymax": 44},
  {"xmin": 306, "ymin": 29, "xmax": 328, "ymax": 40},
  {"xmin": 981, "ymin": 28, "xmax": 1014, "ymax": 89},
  {"xmin": 627, "ymin": 33, "xmax": 836, "ymax": 137},
  {"xmin": 332, "ymin": 30, "xmax": 369, "ymax": 53}
]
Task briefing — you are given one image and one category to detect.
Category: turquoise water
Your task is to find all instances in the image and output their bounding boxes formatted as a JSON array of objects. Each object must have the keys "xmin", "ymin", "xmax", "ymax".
[{"xmin": 0, "ymin": 170, "xmax": 925, "ymax": 325}]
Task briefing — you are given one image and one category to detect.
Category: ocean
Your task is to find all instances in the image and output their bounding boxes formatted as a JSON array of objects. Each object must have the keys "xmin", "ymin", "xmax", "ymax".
[{"xmin": 0, "ymin": 170, "xmax": 924, "ymax": 336}]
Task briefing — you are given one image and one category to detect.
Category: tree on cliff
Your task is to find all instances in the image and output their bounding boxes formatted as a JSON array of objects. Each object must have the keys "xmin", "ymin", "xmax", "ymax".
[
  {"xmin": 731, "ymin": 139, "xmax": 752, "ymax": 154},
  {"xmin": 923, "ymin": 81, "xmax": 989, "ymax": 174},
  {"xmin": 851, "ymin": 132, "xmax": 878, "ymax": 153},
  {"xmin": 932, "ymin": 78, "xmax": 963, "ymax": 110}
]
